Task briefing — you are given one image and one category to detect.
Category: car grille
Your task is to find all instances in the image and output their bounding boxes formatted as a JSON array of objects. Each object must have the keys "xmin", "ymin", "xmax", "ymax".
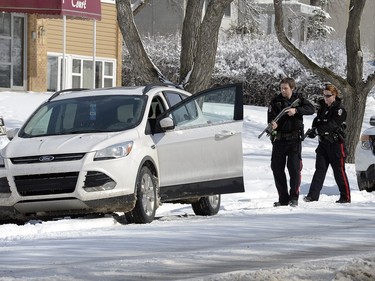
[
  {"xmin": 15, "ymin": 172, "xmax": 79, "ymax": 196},
  {"xmin": 10, "ymin": 153, "xmax": 85, "ymax": 164}
]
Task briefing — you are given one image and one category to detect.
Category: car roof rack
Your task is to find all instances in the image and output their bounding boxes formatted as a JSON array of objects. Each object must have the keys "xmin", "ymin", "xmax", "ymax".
[
  {"xmin": 142, "ymin": 83, "xmax": 183, "ymax": 95},
  {"xmin": 48, "ymin": 88, "xmax": 89, "ymax": 102}
]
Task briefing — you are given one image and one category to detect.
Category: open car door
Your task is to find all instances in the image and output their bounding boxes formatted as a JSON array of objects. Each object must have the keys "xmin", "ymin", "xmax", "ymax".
[{"xmin": 152, "ymin": 83, "xmax": 244, "ymax": 201}]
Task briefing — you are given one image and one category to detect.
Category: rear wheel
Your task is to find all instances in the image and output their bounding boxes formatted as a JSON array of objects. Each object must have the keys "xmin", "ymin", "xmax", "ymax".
[
  {"xmin": 192, "ymin": 195, "xmax": 221, "ymax": 216},
  {"xmin": 125, "ymin": 166, "xmax": 157, "ymax": 224}
]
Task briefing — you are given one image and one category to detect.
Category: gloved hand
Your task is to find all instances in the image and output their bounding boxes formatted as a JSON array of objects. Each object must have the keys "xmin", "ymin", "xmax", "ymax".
[{"xmin": 308, "ymin": 128, "xmax": 318, "ymax": 138}]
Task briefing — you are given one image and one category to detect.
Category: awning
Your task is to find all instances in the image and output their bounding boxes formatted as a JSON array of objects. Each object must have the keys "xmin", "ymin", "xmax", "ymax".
[{"xmin": 0, "ymin": 0, "xmax": 101, "ymax": 20}]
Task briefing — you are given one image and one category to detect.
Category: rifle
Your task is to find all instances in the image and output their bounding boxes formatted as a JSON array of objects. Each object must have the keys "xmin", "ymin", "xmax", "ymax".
[
  {"xmin": 258, "ymin": 98, "xmax": 300, "ymax": 139},
  {"xmin": 302, "ymin": 128, "xmax": 313, "ymax": 141},
  {"xmin": 303, "ymin": 127, "xmax": 345, "ymax": 142}
]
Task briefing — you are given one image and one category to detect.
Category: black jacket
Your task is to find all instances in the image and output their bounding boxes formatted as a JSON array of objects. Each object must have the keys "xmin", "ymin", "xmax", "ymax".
[
  {"xmin": 312, "ymin": 97, "xmax": 347, "ymax": 141},
  {"xmin": 268, "ymin": 93, "xmax": 315, "ymax": 135}
]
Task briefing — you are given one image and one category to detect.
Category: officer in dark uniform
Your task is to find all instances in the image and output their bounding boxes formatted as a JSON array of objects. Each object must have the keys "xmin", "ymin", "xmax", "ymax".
[
  {"xmin": 304, "ymin": 84, "xmax": 351, "ymax": 203},
  {"xmin": 268, "ymin": 77, "xmax": 315, "ymax": 207}
]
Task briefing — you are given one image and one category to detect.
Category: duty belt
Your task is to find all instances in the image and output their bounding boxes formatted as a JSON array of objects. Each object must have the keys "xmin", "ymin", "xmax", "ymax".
[
  {"xmin": 319, "ymin": 134, "xmax": 340, "ymax": 143},
  {"xmin": 276, "ymin": 131, "xmax": 300, "ymax": 141}
]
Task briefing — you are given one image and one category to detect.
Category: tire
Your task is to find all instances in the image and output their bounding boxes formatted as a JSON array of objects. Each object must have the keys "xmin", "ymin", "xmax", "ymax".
[
  {"xmin": 125, "ymin": 166, "xmax": 157, "ymax": 224},
  {"xmin": 192, "ymin": 194, "xmax": 221, "ymax": 216},
  {"xmin": 356, "ymin": 176, "xmax": 374, "ymax": 192}
]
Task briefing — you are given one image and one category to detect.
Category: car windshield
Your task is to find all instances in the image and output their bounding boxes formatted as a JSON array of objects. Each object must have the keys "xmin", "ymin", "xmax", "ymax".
[{"xmin": 19, "ymin": 95, "xmax": 147, "ymax": 138}]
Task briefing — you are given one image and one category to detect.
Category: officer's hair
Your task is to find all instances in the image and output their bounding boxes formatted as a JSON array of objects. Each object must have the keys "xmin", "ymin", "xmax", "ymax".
[
  {"xmin": 280, "ymin": 77, "xmax": 296, "ymax": 90},
  {"xmin": 325, "ymin": 84, "xmax": 340, "ymax": 97}
]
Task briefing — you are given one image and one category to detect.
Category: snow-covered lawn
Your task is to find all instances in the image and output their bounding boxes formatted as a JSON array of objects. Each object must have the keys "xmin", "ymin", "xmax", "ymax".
[{"xmin": 0, "ymin": 91, "xmax": 375, "ymax": 281}]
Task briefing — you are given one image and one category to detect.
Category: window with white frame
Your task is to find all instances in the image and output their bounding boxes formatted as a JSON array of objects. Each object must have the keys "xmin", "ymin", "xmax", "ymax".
[{"xmin": 47, "ymin": 54, "xmax": 116, "ymax": 92}]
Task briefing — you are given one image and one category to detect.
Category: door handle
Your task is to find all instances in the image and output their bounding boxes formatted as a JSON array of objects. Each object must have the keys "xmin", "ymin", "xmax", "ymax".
[{"xmin": 215, "ymin": 130, "xmax": 235, "ymax": 140}]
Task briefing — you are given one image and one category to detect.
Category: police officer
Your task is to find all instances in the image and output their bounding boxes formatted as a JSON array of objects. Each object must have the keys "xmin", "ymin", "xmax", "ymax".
[
  {"xmin": 268, "ymin": 78, "xmax": 315, "ymax": 207},
  {"xmin": 304, "ymin": 84, "xmax": 351, "ymax": 203}
]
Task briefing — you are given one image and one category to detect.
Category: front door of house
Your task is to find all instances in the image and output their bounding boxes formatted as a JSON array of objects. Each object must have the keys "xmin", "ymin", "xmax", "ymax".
[{"xmin": 0, "ymin": 13, "xmax": 26, "ymax": 90}]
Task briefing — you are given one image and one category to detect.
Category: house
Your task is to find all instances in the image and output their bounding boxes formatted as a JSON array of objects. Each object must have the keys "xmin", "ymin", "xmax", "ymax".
[
  {"xmin": 244, "ymin": 0, "xmax": 318, "ymax": 43},
  {"xmin": 0, "ymin": 0, "xmax": 122, "ymax": 92},
  {"xmin": 134, "ymin": 0, "xmax": 317, "ymax": 43},
  {"xmin": 134, "ymin": 0, "xmax": 239, "ymax": 36}
]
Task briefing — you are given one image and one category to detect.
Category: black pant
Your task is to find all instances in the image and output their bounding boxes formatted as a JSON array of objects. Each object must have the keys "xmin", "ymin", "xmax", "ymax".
[
  {"xmin": 271, "ymin": 139, "xmax": 302, "ymax": 204},
  {"xmin": 307, "ymin": 140, "xmax": 351, "ymax": 201}
]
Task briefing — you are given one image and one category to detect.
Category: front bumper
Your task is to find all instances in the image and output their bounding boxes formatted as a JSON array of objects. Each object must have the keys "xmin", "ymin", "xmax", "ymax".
[
  {"xmin": 0, "ymin": 151, "xmax": 140, "ymax": 221},
  {"xmin": 0, "ymin": 193, "xmax": 136, "ymax": 222}
]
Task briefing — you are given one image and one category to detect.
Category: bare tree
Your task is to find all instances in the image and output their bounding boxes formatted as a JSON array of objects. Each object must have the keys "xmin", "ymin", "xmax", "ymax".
[
  {"xmin": 273, "ymin": 0, "xmax": 375, "ymax": 163},
  {"xmin": 116, "ymin": 0, "xmax": 233, "ymax": 94}
]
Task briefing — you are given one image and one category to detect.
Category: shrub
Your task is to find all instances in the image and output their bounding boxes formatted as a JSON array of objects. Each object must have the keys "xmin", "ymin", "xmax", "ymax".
[{"xmin": 122, "ymin": 34, "xmax": 373, "ymax": 106}]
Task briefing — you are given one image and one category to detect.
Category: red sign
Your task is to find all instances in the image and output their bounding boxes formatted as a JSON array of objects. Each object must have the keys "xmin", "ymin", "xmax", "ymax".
[{"xmin": 0, "ymin": 0, "xmax": 101, "ymax": 20}]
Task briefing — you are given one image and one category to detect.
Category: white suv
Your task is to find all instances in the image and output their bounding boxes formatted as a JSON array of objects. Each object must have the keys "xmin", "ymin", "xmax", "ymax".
[
  {"xmin": 355, "ymin": 115, "xmax": 375, "ymax": 192},
  {"xmin": 0, "ymin": 84, "xmax": 244, "ymax": 223}
]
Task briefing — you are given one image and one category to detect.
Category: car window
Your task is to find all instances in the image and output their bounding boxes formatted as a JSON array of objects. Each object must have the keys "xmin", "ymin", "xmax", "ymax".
[
  {"xmin": 146, "ymin": 97, "xmax": 165, "ymax": 135},
  {"xmin": 163, "ymin": 84, "xmax": 241, "ymax": 130},
  {"xmin": 163, "ymin": 91, "xmax": 188, "ymax": 107},
  {"xmin": 19, "ymin": 95, "xmax": 147, "ymax": 137}
]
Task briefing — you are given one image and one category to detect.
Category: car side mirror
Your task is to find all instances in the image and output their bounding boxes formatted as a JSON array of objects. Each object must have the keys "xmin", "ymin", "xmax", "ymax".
[
  {"xmin": 7, "ymin": 128, "xmax": 20, "ymax": 140},
  {"xmin": 370, "ymin": 116, "xmax": 375, "ymax": 126},
  {"xmin": 159, "ymin": 117, "xmax": 175, "ymax": 131}
]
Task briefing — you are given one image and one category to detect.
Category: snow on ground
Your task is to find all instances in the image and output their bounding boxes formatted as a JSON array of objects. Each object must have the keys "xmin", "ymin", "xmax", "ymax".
[{"xmin": 0, "ymin": 90, "xmax": 375, "ymax": 280}]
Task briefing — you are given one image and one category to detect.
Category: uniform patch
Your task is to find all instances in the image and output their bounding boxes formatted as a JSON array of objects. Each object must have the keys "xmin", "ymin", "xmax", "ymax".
[{"xmin": 338, "ymin": 109, "xmax": 343, "ymax": 116}]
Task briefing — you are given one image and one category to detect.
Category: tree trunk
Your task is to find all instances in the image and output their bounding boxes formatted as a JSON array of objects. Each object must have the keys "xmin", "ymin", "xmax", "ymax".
[
  {"xmin": 180, "ymin": 0, "xmax": 204, "ymax": 86},
  {"xmin": 345, "ymin": 88, "xmax": 366, "ymax": 163},
  {"xmin": 273, "ymin": 0, "xmax": 375, "ymax": 163},
  {"xmin": 186, "ymin": 0, "xmax": 233, "ymax": 94},
  {"xmin": 117, "ymin": 0, "xmax": 234, "ymax": 92},
  {"xmin": 346, "ymin": 0, "xmax": 365, "ymax": 88},
  {"xmin": 116, "ymin": 0, "xmax": 162, "ymax": 84}
]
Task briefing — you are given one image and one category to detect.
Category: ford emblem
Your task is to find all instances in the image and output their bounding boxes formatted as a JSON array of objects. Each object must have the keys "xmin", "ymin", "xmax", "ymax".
[{"xmin": 39, "ymin": 155, "xmax": 55, "ymax": 162}]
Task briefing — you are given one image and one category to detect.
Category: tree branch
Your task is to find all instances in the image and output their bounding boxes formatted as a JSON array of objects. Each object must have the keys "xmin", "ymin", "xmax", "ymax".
[
  {"xmin": 273, "ymin": 0, "xmax": 349, "ymax": 91},
  {"xmin": 116, "ymin": 0, "xmax": 163, "ymax": 84},
  {"xmin": 187, "ymin": 0, "xmax": 233, "ymax": 93}
]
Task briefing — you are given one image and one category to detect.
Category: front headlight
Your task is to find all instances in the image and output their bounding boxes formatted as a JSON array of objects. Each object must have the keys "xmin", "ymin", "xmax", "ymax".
[
  {"xmin": 94, "ymin": 141, "xmax": 133, "ymax": 161},
  {"xmin": 360, "ymin": 135, "xmax": 372, "ymax": 150}
]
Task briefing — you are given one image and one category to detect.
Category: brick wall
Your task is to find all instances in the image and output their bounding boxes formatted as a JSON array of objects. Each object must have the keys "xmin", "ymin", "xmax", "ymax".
[{"xmin": 27, "ymin": 15, "xmax": 48, "ymax": 92}]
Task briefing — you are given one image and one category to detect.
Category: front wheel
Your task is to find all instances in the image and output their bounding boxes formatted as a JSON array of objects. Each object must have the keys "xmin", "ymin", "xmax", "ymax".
[
  {"xmin": 192, "ymin": 195, "xmax": 221, "ymax": 216},
  {"xmin": 357, "ymin": 176, "xmax": 374, "ymax": 192},
  {"xmin": 125, "ymin": 166, "xmax": 157, "ymax": 224}
]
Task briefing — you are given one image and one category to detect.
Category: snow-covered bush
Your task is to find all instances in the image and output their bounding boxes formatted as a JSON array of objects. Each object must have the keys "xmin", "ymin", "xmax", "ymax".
[{"xmin": 122, "ymin": 34, "xmax": 373, "ymax": 106}]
